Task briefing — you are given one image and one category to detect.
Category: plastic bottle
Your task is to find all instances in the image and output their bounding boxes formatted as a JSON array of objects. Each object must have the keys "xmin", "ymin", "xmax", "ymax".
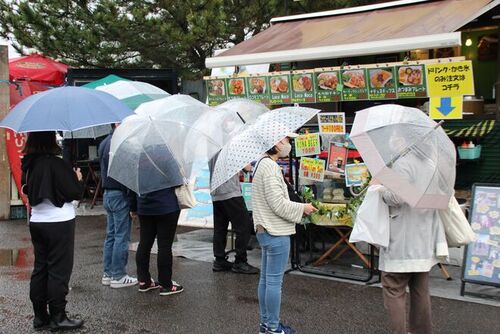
[{"xmin": 468, "ymin": 141, "xmax": 475, "ymax": 148}]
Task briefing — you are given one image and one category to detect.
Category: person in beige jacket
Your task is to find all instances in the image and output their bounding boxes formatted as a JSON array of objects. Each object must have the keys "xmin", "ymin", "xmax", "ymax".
[{"xmin": 252, "ymin": 134, "xmax": 316, "ymax": 334}]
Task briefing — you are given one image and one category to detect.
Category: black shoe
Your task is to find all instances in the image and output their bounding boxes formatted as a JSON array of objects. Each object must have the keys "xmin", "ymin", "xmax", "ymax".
[
  {"xmin": 232, "ymin": 262, "xmax": 259, "ymax": 274},
  {"xmin": 49, "ymin": 312, "xmax": 83, "ymax": 332},
  {"xmin": 33, "ymin": 316, "xmax": 50, "ymax": 331},
  {"xmin": 213, "ymin": 259, "xmax": 233, "ymax": 272}
]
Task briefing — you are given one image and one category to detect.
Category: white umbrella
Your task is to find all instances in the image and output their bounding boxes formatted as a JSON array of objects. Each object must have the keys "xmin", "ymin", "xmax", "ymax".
[
  {"xmin": 108, "ymin": 94, "xmax": 223, "ymax": 194},
  {"xmin": 350, "ymin": 104, "xmax": 456, "ymax": 209},
  {"xmin": 210, "ymin": 106, "xmax": 320, "ymax": 191},
  {"xmin": 96, "ymin": 80, "xmax": 170, "ymax": 110}
]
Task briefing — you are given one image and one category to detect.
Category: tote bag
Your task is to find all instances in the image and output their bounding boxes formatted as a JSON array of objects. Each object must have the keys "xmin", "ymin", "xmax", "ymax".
[
  {"xmin": 438, "ymin": 197, "xmax": 475, "ymax": 247},
  {"xmin": 175, "ymin": 182, "xmax": 197, "ymax": 210},
  {"xmin": 349, "ymin": 185, "xmax": 390, "ymax": 248}
]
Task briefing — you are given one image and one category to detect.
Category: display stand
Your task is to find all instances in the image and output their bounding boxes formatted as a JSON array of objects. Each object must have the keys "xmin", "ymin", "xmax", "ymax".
[{"xmin": 460, "ymin": 183, "xmax": 500, "ymax": 298}]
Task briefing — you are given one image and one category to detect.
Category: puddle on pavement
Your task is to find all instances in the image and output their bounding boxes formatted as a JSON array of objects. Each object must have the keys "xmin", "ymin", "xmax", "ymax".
[{"xmin": 0, "ymin": 248, "xmax": 33, "ymax": 267}]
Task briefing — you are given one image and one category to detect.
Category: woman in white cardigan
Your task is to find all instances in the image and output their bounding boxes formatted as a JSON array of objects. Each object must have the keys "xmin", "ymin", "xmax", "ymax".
[
  {"xmin": 373, "ymin": 149, "xmax": 448, "ymax": 334},
  {"xmin": 252, "ymin": 135, "xmax": 317, "ymax": 334}
]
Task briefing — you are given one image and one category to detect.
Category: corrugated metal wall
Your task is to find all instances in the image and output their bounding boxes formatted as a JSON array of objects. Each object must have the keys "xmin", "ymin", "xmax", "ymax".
[{"xmin": 443, "ymin": 120, "xmax": 499, "ymax": 189}]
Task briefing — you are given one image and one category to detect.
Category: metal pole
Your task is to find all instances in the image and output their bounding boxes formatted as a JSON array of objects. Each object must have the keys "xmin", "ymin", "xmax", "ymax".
[{"xmin": 0, "ymin": 46, "xmax": 11, "ymax": 219}]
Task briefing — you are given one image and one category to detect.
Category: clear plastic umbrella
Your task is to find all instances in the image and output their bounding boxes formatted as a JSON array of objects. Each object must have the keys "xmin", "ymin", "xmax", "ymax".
[
  {"xmin": 213, "ymin": 99, "xmax": 269, "ymax": 142},
  {"xmin": 108, "ymin": 95, "xmax": 223, "ymax": 194},
  {"xmin": 210, "ymin": 106, "xmax": 320, "ymax": 191},
  {"xmin": 350, "ymin": 104, "xmax": 456, "ymax": 209}
]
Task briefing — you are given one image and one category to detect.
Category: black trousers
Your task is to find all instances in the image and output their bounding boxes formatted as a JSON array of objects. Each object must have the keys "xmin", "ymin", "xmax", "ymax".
[
  {"xmin": 29, "ymin": 219, "xmax": 75, "ymax": 315},
  {"xmin": 136, "ymin": 212, "xmax": 180, "ymax": 288},
  {"xmin": 213, "ymin": 196, "xmax": 252, "ymax": 263}
]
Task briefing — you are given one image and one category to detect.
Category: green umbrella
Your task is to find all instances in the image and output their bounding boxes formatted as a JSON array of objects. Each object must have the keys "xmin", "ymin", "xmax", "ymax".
[
  {"xmin": 82, "ymin": 74, "xmax": 128, "ymax": 89},
  {"xmin": 95, "ymin": 80, "xmax": 170, "ymax": 110}
]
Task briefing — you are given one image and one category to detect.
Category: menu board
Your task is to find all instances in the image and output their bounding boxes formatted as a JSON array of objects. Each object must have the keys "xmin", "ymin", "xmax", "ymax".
[
  {"xmin": 299, "ymin": 157, "xmax": 325, "ymax": 182},
  {"xmin": 367, "ymin": 67, "xmax": 397, "ymax": 100},
  {"xmin": 396, "ymin": 64, "xmax": 427, "ymax": 98},
  {"xmin": 462, "ymin": 184, "xmax": 500, "ymax": 287},
  {"xmin": 340, "ymin": 69, "xmax": 368, "ymax": 100},
  {"xmin": 206, "ymin": 78, "xmax": 228, "ymax": 106},
  {"xmin": 227, "ymin": 77, "xmax": 247, "ymax": 99},
  {"xmin": 291, "ymin": 71, "xmax": 315, "ymax": 103},
  {"xmin": 314, "ymin": 70, "xmax": 342, "ymax": 102},
  {"xmin": 245, "ymin": 75, "xmax": 270, "ymax": 104},
  {"xmin": 204, "ymin": 59, "xmax": 471, "ymax": 105},
  {"xmin": 269, "ymin": 72, "xmax": 292, "ymax": 104},
  {"xmin": 318, "ymin": 112, "xmax": 346, "ymax": 134},
  {"xmin": 327, "ymin": 143, "xmax": 348, "ymax": 173}
]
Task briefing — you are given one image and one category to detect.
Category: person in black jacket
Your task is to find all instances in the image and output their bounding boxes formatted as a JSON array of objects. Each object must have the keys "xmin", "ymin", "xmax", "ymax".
[{"xmin": 21, "ymin": 131, "xmax": 84, "ymax": 332}]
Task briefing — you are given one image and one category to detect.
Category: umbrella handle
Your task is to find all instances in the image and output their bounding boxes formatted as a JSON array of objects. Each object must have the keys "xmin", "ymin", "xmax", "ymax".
[{"xmin": 387, "ymin": 120, "xmax": 444, "ymax": 168}]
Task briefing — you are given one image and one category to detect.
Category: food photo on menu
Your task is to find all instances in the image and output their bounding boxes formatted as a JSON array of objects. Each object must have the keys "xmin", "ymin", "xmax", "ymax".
[
  {"xmin": 317, "ymin": 72, "xmax": 339, "ymax": 90},
  {"xmin": 270, "ymin": 75, "xmax": 290, "ymax": 93}
]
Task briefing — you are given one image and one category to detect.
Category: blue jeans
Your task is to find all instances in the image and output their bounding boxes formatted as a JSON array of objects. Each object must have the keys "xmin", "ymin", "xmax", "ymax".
[
  {"xmin": 256, "ymin": 231, "xmax": 290, "ymax": 330},
  {"xmin": 103, "ymin": 190, "xmax": 132, "ymax": 280}
]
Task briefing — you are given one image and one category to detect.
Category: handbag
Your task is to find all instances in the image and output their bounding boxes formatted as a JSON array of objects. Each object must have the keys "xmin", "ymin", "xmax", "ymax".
[
  {"xmin": 438, "ymin": 196, "xmax": 475, "ymax": 247},
  {"xmin": 175, "ymin": 181, "xmax": 197, "ymax": 210},
  {"xmin": 349, "ymin": 185, "xmax": 390, "ymax": 248}
]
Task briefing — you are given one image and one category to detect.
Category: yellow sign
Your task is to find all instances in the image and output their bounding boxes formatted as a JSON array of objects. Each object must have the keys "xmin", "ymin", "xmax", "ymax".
[
  {"xmin": 299, "ymin": 157, "xmax": 325, "ymax": 182},
  {"xmin": 429, "ymin": 96, "xmax": 463, "ymax": 120},
  {"xmin": 426, "ymin": 61, "xmax": 474, "ymax": 97},
  {"xmin": 295, "ymin": 133, "xmax": 321, "ymax": 157}
]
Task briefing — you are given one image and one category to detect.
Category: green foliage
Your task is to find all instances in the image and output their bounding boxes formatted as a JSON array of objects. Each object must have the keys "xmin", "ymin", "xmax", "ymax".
[{"xmin": 0, "ymin": 0, "xmax": 371, "ymax": 78}]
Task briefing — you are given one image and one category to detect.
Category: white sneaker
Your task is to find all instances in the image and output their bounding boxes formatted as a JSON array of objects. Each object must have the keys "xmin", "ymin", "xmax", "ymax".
[
  {"xmin": 110, "ymin": 275, "xmax": 138, "ymax": 289},
  {"xmin": 101, "ymin": 274, "xmax": 112, "ymax": 286}
]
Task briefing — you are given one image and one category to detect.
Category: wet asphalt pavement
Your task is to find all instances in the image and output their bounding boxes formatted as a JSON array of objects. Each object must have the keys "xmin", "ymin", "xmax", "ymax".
[{"xmin": 0, "ymin": 216, "xmax": 499, "ymax": 334}]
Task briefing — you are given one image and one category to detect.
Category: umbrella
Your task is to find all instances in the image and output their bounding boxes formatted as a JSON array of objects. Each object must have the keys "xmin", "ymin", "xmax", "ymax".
[
  {"xmin": 210, "ymin": 106, "xmax": 320, "ymax": 191},
  {"xmin": 96, "ymin": 80, "xmax": 170, "ymax": 110},
  {"xmin": 213, "ymin": 99, "xmax": 269, "ymax": 141},
  {"xmin": 350, "ymin": 104, "xmax": 456, "ymax": 209},
  {"xmin": 0, "ymin": 86, "xmax": 134, "ymax": 133},
  {"xmin": 62, "ymin": 75, "xmax": 130, "ymax": 138},
  {"xmin": 108, "ymin": 94, "xmax": 223, "ymax": 194}
]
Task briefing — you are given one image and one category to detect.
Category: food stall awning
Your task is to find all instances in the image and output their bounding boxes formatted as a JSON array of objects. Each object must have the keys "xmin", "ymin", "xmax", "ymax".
[
  {"xmin": 206, "ymin": 0, "xmax": 497, "ymax": 68},
  {"xmin": 445, "ymin": 120, "xmax": 496, "ymax": 138}
]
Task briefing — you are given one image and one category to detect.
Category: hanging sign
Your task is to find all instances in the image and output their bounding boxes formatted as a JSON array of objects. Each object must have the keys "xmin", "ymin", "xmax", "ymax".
[
  {"xmin": 318, "ymin": 112, "xmax": 346, "ymax": 134},
  {"xmin": 269, "ymin": 72, "xmax": 292, "ymax": 104},
  {"xmin": 396, "ymin": 64, "xmax": 427, "ymax": 98},
  {"xmin": 327, "ymin": 143, "xmax": 348, "ymax": 173},
  {"xmin": 367, "ymin": 67, "xmax": 397, "ymax": 100},
  {"xmin": 429, "ymin": 96, "xmax": 463, "ymax": 119},
  {"xmin": 314, "ymin": 69, "xmax": 342, "ymax": 102},
  {"xmin": 295, "ymin": 133, "xmax": 321, "ymax": 157},
  {"xmin": 206, "ymin": 78, "xmax": 228, "ymax": 106},
  {"xmin": 290, "ymin": 70, "xmax": 315, "ymax": 103},
  {"xmin": 245, "ymin": 75, "xmax": 270, "ymax": 104},
  {"xmin": 340, "ymin": 69, "xmax": 368, "ymax": 100},
  {"xmin": 426, "ymin": 60, "xmax": 474, "ymax": 97},
  {"xmin": 345, "ymin": 163, "xmax": 370, "ymax": 187},
  {"xmin": 227, "ymin": 77, "xmax": 247, "ymax": 99},
  {"xmin": 299, "ymin": 157, "xmax": 325, "ymax": 182}
]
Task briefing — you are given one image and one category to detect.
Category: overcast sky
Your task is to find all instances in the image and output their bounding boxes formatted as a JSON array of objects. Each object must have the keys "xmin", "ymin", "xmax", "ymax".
[{"xmin": 0, "ymin": 37, "xmax": 21, "ymax": 58}]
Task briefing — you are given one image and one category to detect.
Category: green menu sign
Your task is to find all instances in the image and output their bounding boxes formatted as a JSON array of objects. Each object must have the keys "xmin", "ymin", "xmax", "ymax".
[
  {"xmin": 291, "ymin": 71, "xmax": 315, "ymax": 103},
  {"xmin": 314, "ymin": 70, "xmax": 342, "ymax": 102},
  {"xmin": 269, "ymin": 72, "xmax": 292, "ymax": 105},
  {"xmin": 396, "ymin": 64, "xmax": 427, "ymax": 98},
  {"xmin": 206, "ymin": 78, "xmax": 228, "ymax": 106},
  {"xmin": 340, "ymin": 69, "xmax": 368, "ymax": 100},
  {"xmin": 367, "ymin": 67, "xmax": 397, "ymax": 100},
  {"xmin": 245, "ymin": 75, "xmax": 270, "ymax": 104},
  {"xmin": 226, "ymin": 77, "xmax": 247, "ymax": 99}
]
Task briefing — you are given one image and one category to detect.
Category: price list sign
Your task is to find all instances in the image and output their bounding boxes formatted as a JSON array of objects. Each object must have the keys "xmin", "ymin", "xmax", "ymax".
[
  {"xmin": 206, "ymin": 78, "xmax": 228, "ymax": 106},
  {"xmin": 291, "ymin": 71, "xmax": 315, "ymax": 103},
  {"xmin": 367, "ymin": 67, "xmax": 397, "ymax": 100},
  {"xmin": 340, "ymin": 69, "xmax": 368, "ymax": 101},
  {"xmin": 269, "ymin": 72, "xmax": 292, "ymax": 104},
  {"xmin": 396, "ymin": 64, "xmax": 427, "ymax": 98},
  {"xmin": 245, "ymin": 75, "xmax": 270, "ymax": 104},
  {"xmin": 314, "ymin": 70, "xmax": 342, "ymax": 102}
]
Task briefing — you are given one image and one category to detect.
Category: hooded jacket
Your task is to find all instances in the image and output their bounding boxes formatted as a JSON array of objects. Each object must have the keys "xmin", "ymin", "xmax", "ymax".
[{"xmin": 21, "ymin": 154, "xmax": 82, "ymax": 208}]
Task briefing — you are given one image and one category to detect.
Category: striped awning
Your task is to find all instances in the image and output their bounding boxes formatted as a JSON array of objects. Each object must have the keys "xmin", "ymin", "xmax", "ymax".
[{"xmin": 444, "ymin": 120, "xmax": 496, "ymax": 138}]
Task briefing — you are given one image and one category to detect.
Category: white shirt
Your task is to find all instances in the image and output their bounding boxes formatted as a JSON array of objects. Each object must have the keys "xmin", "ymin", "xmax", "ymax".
[{"xmin": 30, "ymin": 199, "xmax": 76, "ymax": 223}]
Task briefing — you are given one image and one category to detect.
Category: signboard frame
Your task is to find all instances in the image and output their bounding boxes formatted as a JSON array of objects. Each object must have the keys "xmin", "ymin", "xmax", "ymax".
[{"xmin": 460, "ymin": 183, "xmax": 500, "ymax": 297}]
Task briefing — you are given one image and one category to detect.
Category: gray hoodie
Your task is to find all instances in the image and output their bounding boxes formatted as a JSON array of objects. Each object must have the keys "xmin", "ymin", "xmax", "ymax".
[{"xmin": 208, "ymin": 153, "xmax": 242, "ymax": 202}]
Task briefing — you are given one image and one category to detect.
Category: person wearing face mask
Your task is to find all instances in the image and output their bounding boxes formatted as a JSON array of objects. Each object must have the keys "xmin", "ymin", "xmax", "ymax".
[{"xmin": 252, "ymin": 134, "xmax": 317, "ymax": 334}]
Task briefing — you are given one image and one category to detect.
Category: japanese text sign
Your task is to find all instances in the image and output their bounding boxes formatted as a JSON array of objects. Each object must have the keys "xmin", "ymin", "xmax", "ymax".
[
  {"xmin": 426, "ymin": 61, "xmax": 474, "ymax": 97},
  {"xmin": 318, "ymin": 112, "xmax": 346, "ymax": 134}
]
